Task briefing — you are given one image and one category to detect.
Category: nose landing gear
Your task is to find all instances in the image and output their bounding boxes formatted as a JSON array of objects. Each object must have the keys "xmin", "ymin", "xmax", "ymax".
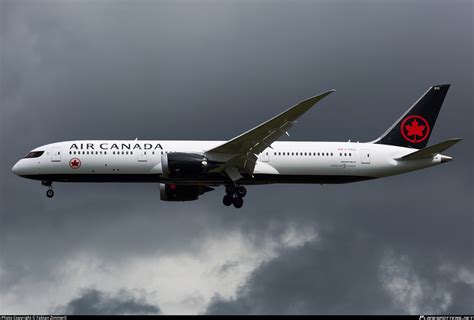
[
  {"xmin": 42, "ymin": 181, "xmax": 54, "ymax": 198},
  {"xmin": 46, "ymin": 189, "xmax": 55, "ymax": 198},
  {"xmin": 223, "ymin": 185, "xmax": 246, "ymax": 208}
]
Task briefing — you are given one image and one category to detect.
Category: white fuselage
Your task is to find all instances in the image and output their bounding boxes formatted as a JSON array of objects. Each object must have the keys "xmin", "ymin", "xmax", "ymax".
[{"xmin": 12, "ymin": 140, "xmax": 443, "ymax": 185}]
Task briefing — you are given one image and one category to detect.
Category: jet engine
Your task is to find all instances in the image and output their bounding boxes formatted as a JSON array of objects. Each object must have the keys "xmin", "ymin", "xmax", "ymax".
[
  {"xmin": 159, "ymin": 183, "xmax": 214, "ymax": 201},
  {"xmin": 161, "ymin": 152, "xmax": 211, "ymax": 179}
]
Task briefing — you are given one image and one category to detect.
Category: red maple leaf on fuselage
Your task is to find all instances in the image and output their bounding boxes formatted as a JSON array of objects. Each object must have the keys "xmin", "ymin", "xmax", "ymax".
[{"xmin": 405, "ymin": 119, "xmax": 425, "ymax": 142}]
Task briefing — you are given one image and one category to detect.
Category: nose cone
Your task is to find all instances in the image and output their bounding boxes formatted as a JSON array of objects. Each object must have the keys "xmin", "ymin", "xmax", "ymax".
[{"xmin": 12, "ymin": 161, "xmax": 22, "ymax": 176}]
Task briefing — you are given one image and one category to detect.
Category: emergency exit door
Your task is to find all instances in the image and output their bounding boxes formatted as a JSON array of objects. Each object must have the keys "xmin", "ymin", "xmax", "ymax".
[
  {"xmin": 138, "ymin": 150, "xmax": 147, "ymax": 162},
  {"xmin": 259, "ymin": 152, "xmax": 269, "ymax": 162}
]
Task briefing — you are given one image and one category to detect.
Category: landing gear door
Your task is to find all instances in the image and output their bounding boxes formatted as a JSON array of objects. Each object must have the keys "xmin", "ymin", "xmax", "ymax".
[
  {"xmin": 361, "ymin": 149, "xmax": 371, "ymax": 164},
  {"xmin": 51, "ymin": 147, "xmax": 61, "ymax": 162},
  {"xmin": 138, "ymin": 150, "xmax": 147, "ymax": 162}
]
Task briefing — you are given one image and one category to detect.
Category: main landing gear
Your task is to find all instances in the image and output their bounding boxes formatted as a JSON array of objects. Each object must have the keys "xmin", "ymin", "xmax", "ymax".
[
  {"xmin": 223, "ymin": 185, "xmax": 247, "ymax": 209},
  {"xmin": 42, "ymin": 181, "xmax": 54, "ymax": 198}
]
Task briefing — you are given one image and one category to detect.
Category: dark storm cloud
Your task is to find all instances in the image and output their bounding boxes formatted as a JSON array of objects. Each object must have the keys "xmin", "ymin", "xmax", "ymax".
[
  {"xmin": 207, "ymin": 232, "xmax": 396, "ymax": 315},
  {"xmin": 60, "ymin": 288, "xmax": 160, "ymax": 315},
  {"xmin": 1, "ymin": 0, "xmax": 472, "ymax": 314},
  {"xmin": 207, "ymin": 199, "xmax": 474, "ymax": 315}
]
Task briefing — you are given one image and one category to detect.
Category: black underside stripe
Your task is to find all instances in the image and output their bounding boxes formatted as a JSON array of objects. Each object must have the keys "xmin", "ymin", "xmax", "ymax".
[{"xmin": 20, "ymin": 174, "xmax": 376, "ymax": 185}]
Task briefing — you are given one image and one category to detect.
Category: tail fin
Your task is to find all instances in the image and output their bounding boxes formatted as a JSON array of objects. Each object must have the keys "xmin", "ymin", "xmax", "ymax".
[{"xmin": 374, "ymin": 84, "xmax": 450, "ymax": 149}]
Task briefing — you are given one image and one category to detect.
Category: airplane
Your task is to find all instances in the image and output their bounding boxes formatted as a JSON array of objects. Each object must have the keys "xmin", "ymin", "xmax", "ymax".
[{"xmin": 12, "ymin": 84, "xmax": 461, "ymax": 208}]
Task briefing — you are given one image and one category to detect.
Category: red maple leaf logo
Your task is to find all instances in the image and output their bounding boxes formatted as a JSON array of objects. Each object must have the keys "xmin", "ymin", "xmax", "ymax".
[
  {"xmin": 400, "ymin": 115, "xmax": 430, "ymax": 144},
  {"xmin": 405, "ymin": 119, "xmax": 425, "ymax": 141},
  {"xmin": 69, "ymin": 158, "xmax": 81, "ymax": 169}
]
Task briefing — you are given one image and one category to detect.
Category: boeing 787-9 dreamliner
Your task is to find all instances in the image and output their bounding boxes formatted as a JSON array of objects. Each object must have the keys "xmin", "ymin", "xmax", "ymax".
[{"xmin": 12, "ymin": 85, "xmax": 461, "ymax": 208}]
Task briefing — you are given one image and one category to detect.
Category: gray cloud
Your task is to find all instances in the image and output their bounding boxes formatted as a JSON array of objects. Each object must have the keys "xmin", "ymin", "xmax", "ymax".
[
  {"xmin": 207, "ymin": 235, "xmax": 394, "ymax": 315},
  {"xmin": 60, "ymin": 288, "xmax": 160, "ymax": 315},
  {"xmin": 207, "ymin": 226, "xmax": 474, "ymax": 315},
  {"xmin": 1, "ymin": 0, "xmax": 472, "ymax": 314}
]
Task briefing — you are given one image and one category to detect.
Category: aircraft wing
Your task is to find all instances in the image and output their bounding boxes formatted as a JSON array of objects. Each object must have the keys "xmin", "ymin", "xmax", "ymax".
[{"xmin": 205, "ymin": 89, "xmax": 335, "ymax": 177}]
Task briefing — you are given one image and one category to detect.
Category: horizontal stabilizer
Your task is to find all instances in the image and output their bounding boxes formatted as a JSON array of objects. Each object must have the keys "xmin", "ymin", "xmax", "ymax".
[{"xmin": 397, "ymin": 138, "xmax": 462, "ymax": 160}]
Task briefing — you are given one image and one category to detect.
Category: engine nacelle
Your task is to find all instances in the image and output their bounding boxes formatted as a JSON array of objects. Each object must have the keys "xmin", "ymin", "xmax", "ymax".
[
  {"xmin": 159, "ymin": 183, "xmax": 213, "ymax": 201},
  {"xmin": 161, "ymin": 152, "xmax": 209, "ymax": 179}
]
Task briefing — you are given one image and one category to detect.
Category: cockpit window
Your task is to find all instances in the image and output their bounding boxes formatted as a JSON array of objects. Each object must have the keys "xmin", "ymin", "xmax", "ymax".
[{"xmin": 24, "ymin": 151, "xmax": 44, "ymax": 158}]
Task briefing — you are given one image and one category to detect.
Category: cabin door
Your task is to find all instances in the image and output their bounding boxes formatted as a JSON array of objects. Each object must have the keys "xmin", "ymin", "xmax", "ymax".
[
  {"xmin": 51, "ymin": 147, "xmax": 61, "ymax": 162},
  {"xmin": 361, "ymin": 149, "xmax": 371, "ymax": 164}
]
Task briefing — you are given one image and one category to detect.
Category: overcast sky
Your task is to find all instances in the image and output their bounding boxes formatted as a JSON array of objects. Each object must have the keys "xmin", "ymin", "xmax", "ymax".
[{"xmin": 0, "ymin": 0, "xmax": 473, "ymax": 315}]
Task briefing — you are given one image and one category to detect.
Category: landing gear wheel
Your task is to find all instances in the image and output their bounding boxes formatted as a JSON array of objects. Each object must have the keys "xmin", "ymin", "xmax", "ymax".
[
  {"xmin": 223, "ymin": 194, "xmax": 233, "ymax": 206},
  {"xmin": 233, "ymin": 197, "xmax": 244, "ymax": 209},
  {"xmin": 46, "ymin": 189, "xmax": 54, "ymax": 198},
  {"xmin": 236, "ymin": 186, "xmax": 247, "ymax": 198},
  {"xmin": 225, "ymin": 185, "xmax": 236, "ymax": 195}
]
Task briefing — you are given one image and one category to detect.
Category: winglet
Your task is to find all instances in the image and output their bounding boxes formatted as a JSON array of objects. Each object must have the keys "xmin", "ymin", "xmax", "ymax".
[
  {"xmin": 282, "ymin": 89, "xmax": 336, "ymax": 120},
  {"xmin": 294, "ymin": 89, "xmax": 335, "ymax": 106}
]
